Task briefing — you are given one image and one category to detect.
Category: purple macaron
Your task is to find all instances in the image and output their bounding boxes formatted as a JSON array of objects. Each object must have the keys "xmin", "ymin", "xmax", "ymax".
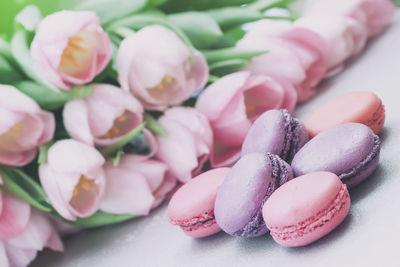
[
  {"xmin": 291, "ymin": 123, "xmax": 380, "ymax": 188},
  {"xmin": 241, "ymin": 109, "xmax": 309, "ymax": 163},
  {"xmin": 214, "ymin": 152, "xmax": 293, "ymax": 237}
]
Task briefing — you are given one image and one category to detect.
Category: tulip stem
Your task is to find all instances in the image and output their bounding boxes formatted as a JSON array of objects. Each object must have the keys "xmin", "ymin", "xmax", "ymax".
[
  {"xmin": 144, "ymin": 113, "xmax": 167, "ymax": 136},
  {"xmin": 249, "ymin": 0, "xmax": 297, "ymax": 12},
  {"xmin": 201, "ymin": 47, "xmax": 267, "ymax": 64}
]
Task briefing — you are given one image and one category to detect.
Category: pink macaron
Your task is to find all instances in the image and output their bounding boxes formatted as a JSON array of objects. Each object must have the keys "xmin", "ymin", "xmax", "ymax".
[
  {"xmin": 262, "ymin": 172, "xmax": 350, "ymax": 247},
  {"xmin": 305, "ymin": 91, "xmax": 385, "ymax": 137},
  {"xmin": 168, "ymin": 168, "xmax": 230, "ymax": 238}
]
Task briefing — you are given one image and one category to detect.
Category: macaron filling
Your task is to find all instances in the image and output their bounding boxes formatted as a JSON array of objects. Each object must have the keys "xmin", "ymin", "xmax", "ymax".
[
  {"xmin": 170, "ymin": 211, "xmax": 217, "ymax": 233},
  {"xmin": 363, "ymin": 103, "xmax": 385, "ymax": 130},
  {"xmin": 339, "ymin": 135, "xmax": 380, "ymax": 184},
  {"xmin": 233, "ymin": 153, "xmax": 291, "ymax": 236},
  {"xmin": 268, "ymin": 184, "xmax": 349, "ymax": 241},
  {"xmin": 281, "ymin": 110, "xmax": 304, "ymax": 162}
]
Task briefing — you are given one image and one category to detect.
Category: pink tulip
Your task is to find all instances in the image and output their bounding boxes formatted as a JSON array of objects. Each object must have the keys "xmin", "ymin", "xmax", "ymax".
[
  {"xmin": 0, "ymin": 191, "xmax": 62, "ymax": 267},
  {"xmin": 63, "ymin": 84, "xmax": 144, "ymax": 147},
  {"xmin": 237, "ymin": 19, "xmax": 328, "ymax": 102},
  {"xmin": 0, "ymin": 85, "xmax": 55, "ymax": 167},
  {"xmin": 195, "ymin": 71, "xmax": 296, "ymax": 168},
  {"xmin": 39, "ymin": 139, "xmax": 106, "ymax": 220},
  {"xmin": 154, "ymin": 107, "xmax": 213, "ymax": 182},
  {"xmin": 100, "ymin": 154, "xmax": 175, "ymax": 215},
  {"xmin": 305, "ymin": 0, "xmax": 395, "ymax": 37},
  {"xmin": 31, "ymin": 11, "xmax": 111, "ymax": 90},
  {"xmin": 117, "ymin": 25, "xmax": 209, "ymax": 110}
]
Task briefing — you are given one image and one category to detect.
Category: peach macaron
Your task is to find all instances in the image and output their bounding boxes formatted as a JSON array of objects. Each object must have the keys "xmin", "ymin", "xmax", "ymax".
[{"xmin": 305, "ymin": 91, "xmax": 385, "ymax": 137}]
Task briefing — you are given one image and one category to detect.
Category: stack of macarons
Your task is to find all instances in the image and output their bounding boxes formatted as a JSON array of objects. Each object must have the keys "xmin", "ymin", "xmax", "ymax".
[{"xmin": 168, "ymin": 91, "xmax": 385, "ymax": 248}]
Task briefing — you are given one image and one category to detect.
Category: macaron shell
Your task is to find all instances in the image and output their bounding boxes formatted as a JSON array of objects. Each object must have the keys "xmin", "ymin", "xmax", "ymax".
[
  {"xmin": 183, "ymin": 221, "xmax": 222, "ymax": 238},
  {"xmin": 241, "ymin": 110, "xmax": 286, "ymax": 157},
  {"xmin": 305, "ymin": 91, "xmax": 385, "ymax": 137},
  {"xmin": 215, "ymin": 153, "xmax": 272, "ymax": 235},
  {"xmin": 291, "ymin": 123, "xmax": 376, "ymax": 179},
  {"xmin": 262, "ymin": 172, "xmax": 351, "ymax": 247},
  {"xmin": 168, "ymin": 168, "xmax": 230, "ymax": 221},
  {"xmin": 263, "ymin": 172, "xmax": 342, "ymax": 227}
]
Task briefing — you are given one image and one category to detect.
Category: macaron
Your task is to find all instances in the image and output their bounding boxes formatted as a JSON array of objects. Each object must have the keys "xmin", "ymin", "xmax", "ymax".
[
  {"xmin": 241, "ymin": 109, "xmax": 309, "ymax": 162},
  {"xmin": 215, "ymin": 153, "xmax": 293, "ymax": 237},
  {"xmin": 291, "ymin": 123, "xmax": 380, "ymax": 188},
  {"xmin": 262, "ymin": 172, "xmax": 350, "ymax": 247},
  {"xmin": 168, "ymin": 168, "xmax": 230, "ymax": 238},
  {"xmin": 306, "ymin": 91, "xmax": 385, "ymax": 137}
]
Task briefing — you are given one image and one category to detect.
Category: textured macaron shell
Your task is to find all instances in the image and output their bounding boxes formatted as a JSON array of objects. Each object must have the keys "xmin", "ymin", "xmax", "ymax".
[
  {"xmin": 263, "ymin": 172, "xmax": 350, "ymax": 247},
  {"xmin": 291, "ymin": 123, "xmax": 380, "ymax": 187},
  {"xmin": 168, "ymin": 168, "xmax": 230, "ymax": 238},
  {"xmin": 215, "ymin": 153, "xmax": 293, "ymax": 237},
  {"xmin": 241, "ymin": 109, "xmax": 308, "ymax": 161},
  {"xmin": 306, "ymin": 91, "xmax": 385, "ymax": 137}
]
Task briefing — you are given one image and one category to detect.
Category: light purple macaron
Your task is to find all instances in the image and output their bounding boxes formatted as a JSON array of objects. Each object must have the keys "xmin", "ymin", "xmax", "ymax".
[
  {"xmin": 214, "ymin": 152, "xmax": 293, "ymax": 237},
  {"xmin": 241, "ymin": 109, "xmax": 309, "ymax": 163},
  {"xmin": 291, "ymin": 123, "xmax": 380, "ymax": 188}
]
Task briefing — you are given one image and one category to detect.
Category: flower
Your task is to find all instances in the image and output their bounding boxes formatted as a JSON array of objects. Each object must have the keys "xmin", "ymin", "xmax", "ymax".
[
  {"xmin": 304, "ymin": 0, "xmax": 395, "ymax": 37},
  {"xmin": 39, "ymin": 139, "xmax": 106, "ymax": 220},
  {"xmin": 195, "ymin": 71, "xmax": 297, "ymax": 167},
  {"xmin": 0, "ymin": 183, "xmax": 62, "ymax": 267},
  {"xmin": 63, "ymin": 84, "xmax": 144, "ymax": 147},
  {"xmin": 237, "ymin": 19, "xmax": 328, "ymax": 102},
  {"xmin": 155, "ymin": 107, "xmax": 213, "ymax": 182},
  {"xmin": 295, "ymin": 15, "xmax": 368, "ymax": 72},
  {"xmin": 117, "ymin": 25, "xmax": 209, "ymax": 110},
  {"xmin": 30, "ymin": 11, "xmax": 111, "ymax": 90},
  {"xmin": 0, "ymin": 85, "xmax": 55, "ymax": 167},
  {"xmin": 100, "ymin": 154, "xmax": 174, "ymax": 215}
]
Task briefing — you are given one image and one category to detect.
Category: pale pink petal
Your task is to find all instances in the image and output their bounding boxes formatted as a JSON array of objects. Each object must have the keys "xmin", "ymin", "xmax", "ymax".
[
  {"xmin": 63, "ymin": 99, "xmax": 94, "ymax": 146},
  {"xmin": 0, "ymin": 243, "xmax": 9, "ymax": 267},
  {"xmin": 37, "ymin": 111, "xmax": 56, "ymax": 145},
  {"xmin": 0, "ymin": 194, "xmax": 31, "ymax": 240}
]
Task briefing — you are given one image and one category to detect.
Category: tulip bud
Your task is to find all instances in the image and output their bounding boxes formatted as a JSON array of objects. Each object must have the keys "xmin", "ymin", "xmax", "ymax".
[
  {"xmin": 30, "ymin": 11, "xmax": 111, "ymax": 90},
  {"xmin": 39, "ymin": 140, "xmax": 106, "ymax": 220},
  {"xmin": 0, "ymin": 85, "xmax": 55, "ymax": 167},
  {"xmin": 63, "ymin": 84, "xmax": 144, "ymax": 147},
  {"xmin": 117, "ymin": 25, "xmax": 209, "ymax": 110}
]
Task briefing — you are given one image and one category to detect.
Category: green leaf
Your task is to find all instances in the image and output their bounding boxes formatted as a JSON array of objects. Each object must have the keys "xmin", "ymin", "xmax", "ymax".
[
  {"xmin": 168, "ymin": 12, "xmax": 223, "ymax": 49},
  {"xmin": 73, "ymin": 0, "xmax": 148, "ymax": 25},
  {"xmin": 0, "ymin": 166, "xmax": 52, "ymax": 212},
  {"xmin": 207, "ymin": 7, "xmax": 263, "ymax": 30},
  {"xmin": 144, "ymin": 113, "xmax": 167, "ymax": 136},
  {"xmin": 37, "ymin": 140, "xmax": 54, "ymax": 164},
  {"xmin": 392, "ymin": 0, "xmax": 400, "ymax": 6},
  {"xmin": 201, "ymin": 47, "xmax": 267, "ymax": 64},
  {"xmin": 248, "ymin": 0, "xmax": 297, "ymax": 12},
  {"xmin": 0, "ymin": 55, "xmax": 22, "ymax": 83},
  {"xmin": 10, "ymin": 30, "xmax": 55, "ymax": 89},
  {"xmin": 209, "ymin": 58, "xmax": 248, "ymax": 77},
  {"xmin": 13, "ymin": 81, "xmax": 93, "ymax": 110},
  {"xmin": 160, "ymin": 0, "xmax": 256, "ymax": 13},
  {"xmin": 107, "ymin": 13, "xmax": 195, "ymax": 52},
  {"xmin": 64, "ymin": 211, "xmax": 137, "ymax": 228},
  {"xmin": 100, "ymin": 123, "xmax": 146, "ymax": 158},
  {"xmin": 111, "ymin": 149, "xmax": 123, "ymax": 166},
  {"xmin": 15, "ymin": 5, "xmax": 42, "ymax": 31}
]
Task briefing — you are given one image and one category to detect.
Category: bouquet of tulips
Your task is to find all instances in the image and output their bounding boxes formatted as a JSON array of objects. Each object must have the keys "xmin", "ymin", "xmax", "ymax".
[{"xmin": 0, "ymin": 0, "xmax": 395, "ymax": 265}]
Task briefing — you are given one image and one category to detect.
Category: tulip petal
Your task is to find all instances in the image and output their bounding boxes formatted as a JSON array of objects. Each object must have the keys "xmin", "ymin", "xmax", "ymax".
[
  {"xmin": 0, "ymin": 193, "xmax": 31, "ymax": 240},
  {"xmin": 101, "ymin": 167, "xmax": 155, "ymax": 215},
  {"xmin": 0, "ymin": 243, "xmax": 9, "ymax": 267}
]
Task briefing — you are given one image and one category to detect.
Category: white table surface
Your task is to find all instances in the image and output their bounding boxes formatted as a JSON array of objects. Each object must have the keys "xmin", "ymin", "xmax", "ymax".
[{"xmin": 33, "ymin": 12, "xmax": 400, "ymax": 267}]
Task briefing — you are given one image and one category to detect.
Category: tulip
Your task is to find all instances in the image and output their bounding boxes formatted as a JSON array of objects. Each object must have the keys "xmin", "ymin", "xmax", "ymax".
[
  {"xmin": 117, "ymin": 25, "xmax": 209, "ymax": 110},
  {"xmin": 155, "ymin": 107, "xmax": 213, "ymax": 182},
  {"xmin": 304, "ymin": 0, "xmax": 395, "ymax": 37},
  {"xmin": 63, "ymin": 84, "xmax": 144, "ymax": 147},
  {"xmin": 0, "ymin": 85, "xmax": 55, "ymax": 167},
  {"xmin": 0, "ymin": 188, "xmax": 62, "ymax": 267},
  {"xmin": 195, "ymin": 71, "xmax": 296, "ymax": 167},
  {"xmin": 237, "ymin": 19, "xmax": 328, "ymax": 102},
  {"xmin": 39, "ymin": 139, "xmax": 106, "ymax": 220},
  {"xmin": 100, "ymin": 154, "xmax": 175, "ymax": 215},
  {"xmin": 295, "ymin": 15, "xmax": 367, "ymax": 71},
  {"xmin": 30, "ymin": 11, "xmax": 111, "ymax": 90}
]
